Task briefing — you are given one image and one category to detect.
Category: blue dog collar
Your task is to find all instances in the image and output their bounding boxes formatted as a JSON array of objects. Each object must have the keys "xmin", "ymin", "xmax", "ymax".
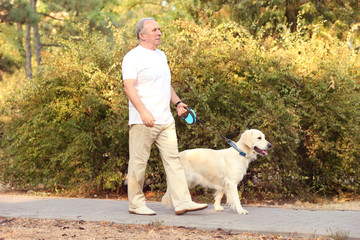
[{"xmin": 229, "ymin": 140, "xmax": 246, "ymax": 157}]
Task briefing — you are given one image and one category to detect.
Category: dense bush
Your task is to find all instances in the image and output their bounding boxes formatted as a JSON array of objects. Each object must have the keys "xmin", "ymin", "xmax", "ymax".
[
  {"xmin": 0, "ymin": 20, "xmax": 359, "ymax": 199},
  {"xmin": 0, "ymin": 25, "xmax": 134, "ymax": 194},
  {"xmin": 163, "ymin": 20, "xmax": 360, "ymax": 198}
]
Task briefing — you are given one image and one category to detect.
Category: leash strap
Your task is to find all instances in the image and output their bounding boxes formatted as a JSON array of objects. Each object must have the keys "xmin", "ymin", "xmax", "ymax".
[
  {"xmin": 196, "ymin": 116, "xmax": 247, "ymax": 157},
  {"xmin": 228, "ymin": 139, "xmax": 247, "ymax": 157},
  {"xmin": 178, "ymin": 107, "xmax": 247, "ymax": 157}
]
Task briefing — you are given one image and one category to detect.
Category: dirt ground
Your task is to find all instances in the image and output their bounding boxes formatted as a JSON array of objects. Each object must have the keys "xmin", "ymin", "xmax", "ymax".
[
  {"xmin": 0, "ymin": 216, "xmax": 331, "ymax": 240},
  {"xmin": 0, "ymin": 188, "xmax": 359, "ymax": 240}
]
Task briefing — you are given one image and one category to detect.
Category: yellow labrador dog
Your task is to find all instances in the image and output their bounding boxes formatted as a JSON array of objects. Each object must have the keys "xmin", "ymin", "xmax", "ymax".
[{"xmin": 162, "ymin": 129, "xmax": 271, "ymax": 214}]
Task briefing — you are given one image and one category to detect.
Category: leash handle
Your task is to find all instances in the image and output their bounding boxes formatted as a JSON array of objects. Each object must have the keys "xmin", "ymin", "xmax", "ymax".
[{"xmin": 178, "ymin": 107, "xmax": 197, "ymax": 125}]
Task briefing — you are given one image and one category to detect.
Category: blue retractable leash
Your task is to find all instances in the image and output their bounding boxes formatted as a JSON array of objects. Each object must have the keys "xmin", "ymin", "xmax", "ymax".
[
  {"xmin": 178, "ymin": 107, "xmax": 246, "ymax": 157},
  {"xmin": 178, "ymin": 107, "xmax": 197, "ymax": 125}
]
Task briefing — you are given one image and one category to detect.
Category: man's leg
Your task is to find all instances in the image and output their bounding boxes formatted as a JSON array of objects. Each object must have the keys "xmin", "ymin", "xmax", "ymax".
[
  {"xmin": 128, "ymin": 124, "xmax": 155, "ymax": 215},
  {"xmin": 155, "ymin": 122, "xmax": 207, "ymax": 214},
  {"xmin": 155, "ymin": 122, "xmax": 191, "ymax": 207}
]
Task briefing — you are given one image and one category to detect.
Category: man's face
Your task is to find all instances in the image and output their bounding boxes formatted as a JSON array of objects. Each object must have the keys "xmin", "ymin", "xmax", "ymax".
[{"xmin": 140, "ymin": 20, "xmax": 162, "ymax": 48}]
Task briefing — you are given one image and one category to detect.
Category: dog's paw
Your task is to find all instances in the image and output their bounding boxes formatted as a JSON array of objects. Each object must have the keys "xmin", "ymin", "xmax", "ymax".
[
  {"xmin": 214, "ymin": 205, "xmax": 224, "ymax": 211},
  {"xmin": 237, "ymin": 209, "xmax": 248, "ymax": 215}
]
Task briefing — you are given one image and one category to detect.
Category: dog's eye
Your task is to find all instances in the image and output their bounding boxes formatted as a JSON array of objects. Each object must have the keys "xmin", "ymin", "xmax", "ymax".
[{"xmin": 257, "ymin": 137, "xmax": 262, "ymax": 140}]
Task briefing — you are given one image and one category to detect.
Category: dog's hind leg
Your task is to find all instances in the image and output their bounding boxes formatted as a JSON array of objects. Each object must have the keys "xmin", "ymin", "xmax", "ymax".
[
  {"xmin": 226, "ymin": 184, "xmax": 248, "ymax": 214},
  {"xmin": 214, "ymin": 190, "xmax": 224, "ymax": 211}
]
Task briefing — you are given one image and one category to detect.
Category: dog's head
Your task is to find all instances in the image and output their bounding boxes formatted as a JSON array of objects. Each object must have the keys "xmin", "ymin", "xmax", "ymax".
[{"xmin": 238, "ymin": 129, "xmax": 272, "ymax": 157}]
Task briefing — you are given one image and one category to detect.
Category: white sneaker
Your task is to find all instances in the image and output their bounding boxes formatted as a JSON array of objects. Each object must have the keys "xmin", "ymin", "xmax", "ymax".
[
  {"xmin": 175, "ymin": 201, "xmax": 208, "ymax": 215},
  {"xmin": 129, "ymin": 206, "xmax": 156, "ymax": 215}
]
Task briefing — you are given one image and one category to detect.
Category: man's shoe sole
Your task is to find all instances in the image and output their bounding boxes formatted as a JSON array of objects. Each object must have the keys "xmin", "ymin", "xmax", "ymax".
[
  {"xmin": 128, "ymin": 210, "xmax": 156, "ymax": 215},
  {"xmin": 175, "ymin": 205, "xmax": 208, "ymax": 215}
]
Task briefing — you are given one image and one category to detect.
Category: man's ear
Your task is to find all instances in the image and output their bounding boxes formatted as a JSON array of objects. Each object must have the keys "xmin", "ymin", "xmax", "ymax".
[{"xmin": 139, "ymin": 32, "xmax": 145, "ymax": 41}]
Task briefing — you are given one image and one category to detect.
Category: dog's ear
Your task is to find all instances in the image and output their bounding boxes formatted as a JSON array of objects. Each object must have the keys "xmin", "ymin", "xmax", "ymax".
[{"xmin": 239, "ymin": 130, "xmax": 253, "ymax": 149}]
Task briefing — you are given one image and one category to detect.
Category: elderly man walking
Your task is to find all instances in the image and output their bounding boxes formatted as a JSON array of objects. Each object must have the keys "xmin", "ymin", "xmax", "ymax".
[{"xmin": 122, "ymin": 17, "xmax": 208, "ymax": 215}]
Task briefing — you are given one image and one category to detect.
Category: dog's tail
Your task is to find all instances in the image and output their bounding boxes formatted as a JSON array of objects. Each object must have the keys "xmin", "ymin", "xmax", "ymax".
[{"xmin": 161, "ymin": 188, "xmax": 173, "ymax": 208}]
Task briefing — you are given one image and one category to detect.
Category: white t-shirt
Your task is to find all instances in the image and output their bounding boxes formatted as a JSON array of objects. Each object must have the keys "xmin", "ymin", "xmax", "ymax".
[{"xmin": 122, "ymin": 45, "xmax": 174, "ymax": 125}]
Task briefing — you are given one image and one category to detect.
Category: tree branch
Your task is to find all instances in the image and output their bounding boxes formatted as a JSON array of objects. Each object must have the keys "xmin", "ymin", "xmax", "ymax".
[
  {"xmin": 41, "ymin": 43, "xmax": 62, "ymax": 47},
  {"xmin": 37, "ymin": 12, "xmax": 64, "ymax": 21}
]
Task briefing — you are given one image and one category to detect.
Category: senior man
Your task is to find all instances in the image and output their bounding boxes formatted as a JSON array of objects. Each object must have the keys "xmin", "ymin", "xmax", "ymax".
[{"xmin": 122, "ymin": 17, "xmax": 208, "ymax": 215}]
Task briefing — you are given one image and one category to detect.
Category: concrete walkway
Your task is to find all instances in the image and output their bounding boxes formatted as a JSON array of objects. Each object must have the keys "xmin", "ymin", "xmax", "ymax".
[{"xmin": 0, "ymin": 195, "xmax": 359, "ymax": 239}]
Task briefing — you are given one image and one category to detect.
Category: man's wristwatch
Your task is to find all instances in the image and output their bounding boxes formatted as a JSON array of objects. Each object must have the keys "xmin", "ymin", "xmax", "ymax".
[{"xmin": 175, "ymin": 100, "xmax": 182, "ymax": 108}]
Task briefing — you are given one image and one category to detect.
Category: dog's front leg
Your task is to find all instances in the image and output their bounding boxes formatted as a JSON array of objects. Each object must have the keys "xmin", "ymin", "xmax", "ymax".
[
  {"xmin": 214, "ymin": 190, "xmax": 224, "ymax": 211},
  {"xmin": 226, "ymin": 184, "xmax": 248, "ymax": 215}
]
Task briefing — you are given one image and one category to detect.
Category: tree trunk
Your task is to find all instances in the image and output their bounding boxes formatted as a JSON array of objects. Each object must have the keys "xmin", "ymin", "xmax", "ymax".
[
  {"xmin": 31, "ymin": 0, "xmax": 41, "ymax": 68},
  {"xmin": 285, "ymin": 0, "xmax": 298, "ymax": 32},
  {"xmin": 33, "ymin": 24, "xmax": 41, "ymax": 67},
  {"xmin": 25, "ymin": 23, "xmax": 32, "ymax": 80}
]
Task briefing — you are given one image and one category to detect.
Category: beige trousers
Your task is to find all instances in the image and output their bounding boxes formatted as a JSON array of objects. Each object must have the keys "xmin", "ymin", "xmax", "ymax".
[{"xmin": 127, "ymin": 122, "xmax": 191, "ymax": 209}]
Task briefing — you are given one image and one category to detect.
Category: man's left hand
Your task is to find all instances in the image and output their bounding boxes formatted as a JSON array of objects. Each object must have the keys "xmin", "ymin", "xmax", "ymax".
[{"xmin": 176, "ymin": 102, "xmax": 188, "ymax": 117}]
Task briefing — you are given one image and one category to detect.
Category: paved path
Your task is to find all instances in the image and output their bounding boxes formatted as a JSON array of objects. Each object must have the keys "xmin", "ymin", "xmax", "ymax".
[{"xmin": 0, "ymin": 195, "xmax": 359, "ymax": 239}]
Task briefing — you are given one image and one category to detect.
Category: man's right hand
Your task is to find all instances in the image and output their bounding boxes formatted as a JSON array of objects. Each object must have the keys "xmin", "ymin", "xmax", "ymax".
[
  {"xmin": 124, "ymin": 79, "xmax": 155, "ymax": 127},
  {"xmin": 140, "ymin": 109, "xmax": 155, "ymax": 127}
]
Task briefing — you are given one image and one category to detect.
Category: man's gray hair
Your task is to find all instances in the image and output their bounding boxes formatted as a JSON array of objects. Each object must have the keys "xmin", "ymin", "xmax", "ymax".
[{"xmin": 135, "ymin": 17, "xmax": 155, "ymax": 40}]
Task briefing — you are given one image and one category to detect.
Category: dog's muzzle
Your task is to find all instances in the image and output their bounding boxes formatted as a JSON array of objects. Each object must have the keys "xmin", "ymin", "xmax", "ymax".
[{"xmin": 254, "ymin": 143, "xmax": 272, "ymax": 156}]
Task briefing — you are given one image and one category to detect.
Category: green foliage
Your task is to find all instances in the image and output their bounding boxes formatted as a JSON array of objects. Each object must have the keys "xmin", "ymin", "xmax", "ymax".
[
  {"xmin": 43, "ymin": 0, "xmax": 121, "ymax": 32},
  {"xmin": 4, "ymin": 0, "xmax": 38, "ymax": 24},
  {"xmin": 0, "ymin": 23, "xmax": 132, "ymax": 193},
  {"xmin": 162, "ymin": 20, "xmax": 360, "ymax": 197},
  {"xmin": 0, "ymin": 19, "xmax": 359, "ymax": 199},
  {"xmin": 176, "ymin": 0, "xmax": 360, "ymax": 41},
  {"xmin": 0, "ymin": 22, "xmax": 24, "ymax": 73}
]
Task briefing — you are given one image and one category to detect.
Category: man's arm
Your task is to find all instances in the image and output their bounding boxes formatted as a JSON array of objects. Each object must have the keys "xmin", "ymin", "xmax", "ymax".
[
  {"xmin": 124, "ymin": 79, "xmax": 155, "ymax": 127},
  {"xmin": 171, "ymin": 86, "xmax": 188, "ymax": 117}
]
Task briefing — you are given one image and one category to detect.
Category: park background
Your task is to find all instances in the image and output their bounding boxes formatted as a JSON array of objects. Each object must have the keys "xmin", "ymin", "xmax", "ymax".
[{"xmin": 0, "ymin": 0, "xmax": 359, "ymax": 203}]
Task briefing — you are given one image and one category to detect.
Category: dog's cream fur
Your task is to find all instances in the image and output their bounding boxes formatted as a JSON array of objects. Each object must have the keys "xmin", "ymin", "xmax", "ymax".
[{"xmin": 162, "ymin": 129, "xmax": 271, "ymax": 214}]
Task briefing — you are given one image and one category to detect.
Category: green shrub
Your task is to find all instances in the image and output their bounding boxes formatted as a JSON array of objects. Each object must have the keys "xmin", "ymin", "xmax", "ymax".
[
  {"xmin": 163, "ymin": 20, "xmax": 360, "ymax": 197},
  {"xmin": 0, "ymin": 24, "xmax": 132, "ymax": 193}
]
